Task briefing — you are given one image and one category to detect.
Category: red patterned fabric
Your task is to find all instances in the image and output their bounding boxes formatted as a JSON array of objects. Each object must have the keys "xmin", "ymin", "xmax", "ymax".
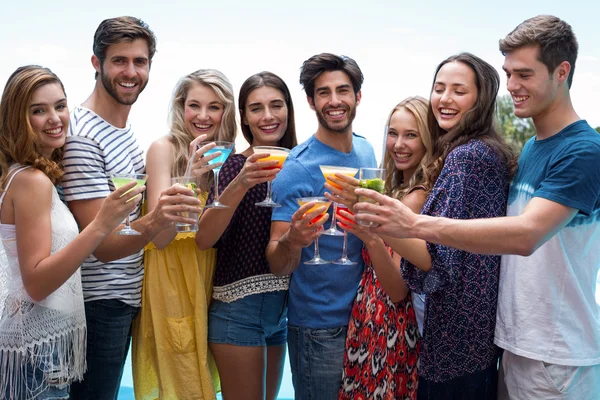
[{"xmin": 339, "ymin": 246, "xmax": 420, "ymax": 400}]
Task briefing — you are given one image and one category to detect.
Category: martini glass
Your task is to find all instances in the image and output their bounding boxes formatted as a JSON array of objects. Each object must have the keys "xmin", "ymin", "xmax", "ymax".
[
  {"xmin": 201, "ymin": 141, "xmax": 234, "ymax": 209},
  {"xmin": 296, "ymin": 196, "xmax": 332, "ymax": 265},
  {"xmin": 332, "ymin": 204, "xmax": 357, "ymax": 265},
  {"xmin": 109, "ymin": 173, "xmax": 147, "ymax": 235},
  {"xmin": 319, "ymin": 165, "xmax": 359, "ymax": 236},
  {"xmin": 253, "ymin": 146, "xmax": 290, "ymax": 207}
]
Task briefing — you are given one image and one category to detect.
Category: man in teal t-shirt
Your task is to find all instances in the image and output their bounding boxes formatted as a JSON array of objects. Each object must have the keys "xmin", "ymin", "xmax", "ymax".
[{"xmin": 268, "ymin": 53, "xmax": 376, "ymax": 399}]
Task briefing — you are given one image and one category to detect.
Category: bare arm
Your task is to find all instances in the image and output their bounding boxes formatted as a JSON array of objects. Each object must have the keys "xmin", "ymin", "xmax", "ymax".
[
  {"xmin": 340, "ymin": 189, "xmax": 428, "ymax": 301},
  {"xmin": 266, "ymin": 203, "xmax": 329, "ymax": 276},
  {"xmin": 415, "ymin": 197, "xmax": 576, "ymax": 256},
  {"xmin": 355, "ymin": 189, "xmax": 576, "ymax": 256},
  {"xmin": 68, "ymin": 185, "xmax": 202, "ymax": 262},
  {"xmin": 14, "ymin": 170, "xmax": 142, "ymax": 301},
  {"xmin": 196, "ymin": 152, "xmax": 278, "ymax": 250}
]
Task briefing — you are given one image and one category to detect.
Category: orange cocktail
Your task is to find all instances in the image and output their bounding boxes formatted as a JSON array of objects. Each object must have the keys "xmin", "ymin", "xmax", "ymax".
[
  {"xmin": 319, "ymin": 165, "xmax": 358, "ymax": 236},
  {"xmin": 297, "ymin": 196, "xmax": 332, "ymax": 265},
  {"xmin": 253, "ymin": 146, "xmax": 291, "ymax": 207}
]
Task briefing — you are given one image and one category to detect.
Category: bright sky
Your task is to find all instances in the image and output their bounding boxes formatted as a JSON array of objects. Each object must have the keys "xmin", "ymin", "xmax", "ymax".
[{"xmin": 1, "ymin": 0, "xmax": 598, "ymax": 162}]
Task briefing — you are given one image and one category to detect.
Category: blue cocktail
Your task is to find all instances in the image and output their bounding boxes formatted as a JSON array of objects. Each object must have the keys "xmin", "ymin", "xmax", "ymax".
[{"xmin": 201, "ymin": 141, "xmax": 235, "ymax": 209}]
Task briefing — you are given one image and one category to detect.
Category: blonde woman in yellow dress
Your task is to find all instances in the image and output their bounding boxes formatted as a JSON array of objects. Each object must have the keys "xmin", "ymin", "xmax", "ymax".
[{"xmin": 132, "ymin": 69, "xmax": 237, "ymax": 399}]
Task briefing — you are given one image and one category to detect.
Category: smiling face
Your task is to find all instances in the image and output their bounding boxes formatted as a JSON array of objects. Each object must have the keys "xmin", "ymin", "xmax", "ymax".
[
  {"xmin": 96, "ymin": 38, "xmax": 150, "ymax": 106},
  {"xmin": 243, "ymin": 86, "xmax": 288, "ymax": 147},
  {"xmin": 308, "ymin": 70, "xmax": 361, "ymax": 135},
  {"xmin": 183, "ymin": 82, "xmax": 225, "ymax": 140},
  {"xmin": 503, "ymin": 45, "xmax": 561, "ymax": 121},
  {"xmin": 28, "ymin": 82, "xmax": 69, "ymax": 158},
  {"xmin": 431, "ymin": 61, "xmax": 478, "ymax": 131},
  {"xmin": 386, "ymin": 107, "xmax": 426, "ymax": 179}
]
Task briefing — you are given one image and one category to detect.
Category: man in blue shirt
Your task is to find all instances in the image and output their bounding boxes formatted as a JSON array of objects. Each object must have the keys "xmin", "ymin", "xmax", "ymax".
[
  {"xmin": 267, "ymin": 53, "xmax": 376, "ymax": 399},
  {"xmin": 355, "ymin": 15, "xmax": 600, "ymax": 399}
]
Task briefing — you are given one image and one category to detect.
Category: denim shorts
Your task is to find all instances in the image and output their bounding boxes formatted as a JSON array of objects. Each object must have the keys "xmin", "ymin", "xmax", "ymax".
[
  {"xmin": 208, "ymin": 290, "xmax": 288, "ymax": 347},
  {"xmin": 2, "ymin": 350, "xmax": 70, "ymax": 400}
]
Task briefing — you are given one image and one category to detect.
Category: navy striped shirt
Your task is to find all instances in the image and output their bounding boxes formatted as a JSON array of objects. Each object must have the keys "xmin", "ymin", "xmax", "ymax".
[{"xmin": 62, "ymin": 106, "xmax": 145, "ymax": 307}]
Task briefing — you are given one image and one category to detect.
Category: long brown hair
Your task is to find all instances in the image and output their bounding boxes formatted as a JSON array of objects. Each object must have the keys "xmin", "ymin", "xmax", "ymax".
[
  {"xmin": 424, "ymin": 53, "xmax": 517, "ymax": 189},
  {"xmin": 238, "ymin": 71, "xmax": 298, "ymax": 150},
  {"xmin": 0, "ymin": 65, "xmax": 66, "ymax": 188},
  {"xmin": 382, "ymin": 96, "xmax": 434, "ymax": 199}
]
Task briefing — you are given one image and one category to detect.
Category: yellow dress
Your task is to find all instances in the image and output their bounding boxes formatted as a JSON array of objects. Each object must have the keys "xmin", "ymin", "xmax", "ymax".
[{"xmin": 132, "ymin": 193, "xmax": 220, "ymax": 400}]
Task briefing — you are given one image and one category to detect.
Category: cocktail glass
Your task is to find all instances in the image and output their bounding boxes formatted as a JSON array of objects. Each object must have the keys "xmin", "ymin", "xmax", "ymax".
[
  {"xmin": 297, "ymin": 196, "xmax": 332, "ymax": 265},
  {"xmin": 357, "ymin": 167, "xmax": 386, "ymax": 227},
  {"xmin": 109, "ymin": 173, "xmax": 148, "ymax": 235},
  {"xmin": 201, "ymin": 141, "xmax": 234, "ymax": 209},
  {"xmin": 319, "ymin": 165, "xmax": 359, "ymax": 236},
  {"xmin": 332, "ymin": 204, "xmax": 357, "ymax": 265},
  {"xmin": 171, "ymin": 176, "xmax": 199, "ymax": 233},
  {"xmin": 253, "ymin": 146, "xmax": 290, "ymax": 208}
]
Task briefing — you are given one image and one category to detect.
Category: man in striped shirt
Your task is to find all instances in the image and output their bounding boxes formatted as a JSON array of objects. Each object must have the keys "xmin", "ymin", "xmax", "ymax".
[{"xmin": 62, "ymin": 17, "xmax": 199, "ymax": 399}]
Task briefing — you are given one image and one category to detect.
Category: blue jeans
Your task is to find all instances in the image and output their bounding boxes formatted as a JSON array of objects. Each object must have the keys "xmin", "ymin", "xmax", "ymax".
[
  {"xmin": 417, "ymin": 360, "xmax": 499, "ymax": 400},
  {"xmin": 69, "ymin": 299, "xmax": 139, "ymax": 400},
  {"xmin": 287, "ymin": 325, "xmax": 347, "ymax": 400}
]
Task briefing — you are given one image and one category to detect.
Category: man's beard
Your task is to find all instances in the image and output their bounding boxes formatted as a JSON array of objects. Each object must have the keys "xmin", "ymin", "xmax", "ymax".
[
  {"xmin": 100, "ymin": 67, "xmax": 147, "ymax": 106},
  {"xmin": 315, "ymin": 104, "xmax": 357, "ymax": 134}
]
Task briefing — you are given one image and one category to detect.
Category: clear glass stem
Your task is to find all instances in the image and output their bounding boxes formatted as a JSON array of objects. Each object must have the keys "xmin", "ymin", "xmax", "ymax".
[
  {"xmin": 265, "ymin": 180, "xmax": 273, "ymax": 203},
  {"xmin": 213, "ymin": 170, "xmax": 220, "ymax": 203},
  {"xmin": 314, "ymin": 236, "xmax": 321, "ymax": 259},
  {"xmin": 341, "ymin": 230, "xmax": 349, "ymax": 259},
  {"xmin": 125, "ymin": 215, "xmax": 131, "ymax": 229},
  {"xmin": 330, "ymin": 202, "xmax": 338, "ymax": 228}
]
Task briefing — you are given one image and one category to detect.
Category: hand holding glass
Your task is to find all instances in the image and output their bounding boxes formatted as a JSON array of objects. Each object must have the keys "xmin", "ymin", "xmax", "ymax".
[
  {"xmin": 171, "ymin": 176, "xmax": 199, "ymax": 233},
  {"xmin": 201, "ymin": 141, "xmax": 234, "ymax": 209},
  {"xmin": 253, "ymin": 146, "xmax": 290, "ymax": 207},
  {"xmin": 296, "ymin": 197, "xmax": 332, "ymax": 265},
  {"xmin": 357, "ymin": 168, "xmax": 386, "ymax": 227},
  {"xmin": 319, "ymin": 165, "xmax": 359, "ymax": 236},
  {"xmin": 110, "ymin": 173, "xmax": 148, "ymax": 235}
]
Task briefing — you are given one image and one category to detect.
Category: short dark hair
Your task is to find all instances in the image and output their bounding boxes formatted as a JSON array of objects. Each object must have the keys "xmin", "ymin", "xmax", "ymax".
[
  {"xmin": 299, "ymin": 53, "xmax": 363, "ymax": 99},
  {"xmin": 238, "ymin": 71, "xmax": 298, "ymax": 150},
  {"xmin": 92, "ymin": 16, "xmax": 157, "ymax": 79},
  {"xmin": 499, "ymin": 15, "xmax": 578, "ymax": 88}
]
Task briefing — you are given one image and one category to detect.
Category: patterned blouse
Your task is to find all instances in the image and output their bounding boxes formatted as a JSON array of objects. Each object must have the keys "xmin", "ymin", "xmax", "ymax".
[
  {"xmin": 401, "ymin": 139, "xmax": 508, "ymax": 382},
  {"xmin": 208, "ymin": 154, "xmax": 289, "ymax": 303}
]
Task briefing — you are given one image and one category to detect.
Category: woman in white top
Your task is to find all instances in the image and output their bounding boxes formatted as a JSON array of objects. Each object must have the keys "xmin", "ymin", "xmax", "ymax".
[{"xmin": 0, "ymin": 65, "xmax": 144, "ymax": 399}]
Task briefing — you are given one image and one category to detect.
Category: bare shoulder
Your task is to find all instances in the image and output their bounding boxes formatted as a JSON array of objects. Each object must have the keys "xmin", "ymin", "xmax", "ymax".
[
  {"xmin": 147, "ymin": 136, "xmax": 175, "ymax": 165},
  {"xmin": 11, "ymin": 168, "xmax": 53, "ymax": 197},
  {"xmin": 402, "ymin": 188, "xmax": 427, "ymax": 214}
]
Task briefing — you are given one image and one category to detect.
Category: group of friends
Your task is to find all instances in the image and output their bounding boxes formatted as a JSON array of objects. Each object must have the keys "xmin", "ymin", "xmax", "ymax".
[{"xmin": 0, "ymin": 12, "xmax": 598, "ymax": 400}]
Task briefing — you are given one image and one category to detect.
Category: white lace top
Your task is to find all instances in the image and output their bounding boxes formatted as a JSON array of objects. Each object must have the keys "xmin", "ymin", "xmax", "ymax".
[{"xmin": 0, "ymin": 165, "xmax": 86, "ymax": 398}]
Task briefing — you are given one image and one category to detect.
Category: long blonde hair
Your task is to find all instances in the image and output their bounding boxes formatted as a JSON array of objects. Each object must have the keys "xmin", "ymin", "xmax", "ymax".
[
  {"xmin": 382, "ymin": 96, "xmax": 433, "ymax": 200},
  {"xmin": 168, "ymin": 69, "xmax": 237, "ymax": 178},
  {"xmin": 0, "ymin": 65, "xmax": 66, "ymax": 189}
]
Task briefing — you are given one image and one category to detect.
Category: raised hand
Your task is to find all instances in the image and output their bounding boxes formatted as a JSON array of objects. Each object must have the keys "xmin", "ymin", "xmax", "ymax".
[
  {"xmin": 96, "ymin": 181, "xmax": 145, "ymax": 234},
  {"xmin": 188, "ymin": 134, "xmax": 222, "ymax": 178},
  {"xmin": 353, "ymin": 188, "xmax": 417, "ymax": 238},
  {"xmin": 150, "ymin": 184, "xmax": 202, "ymax": 230},
  {"xmin": 287, "ymin": 201, "xmax": 329, "ymax": 248},
  {"xmin": 235, "ymin": 152, "xmax": 280, "ymax": 190},
  {"xmin": 324, "ymin": 172, "xmax": 359, "ymax": 210}
]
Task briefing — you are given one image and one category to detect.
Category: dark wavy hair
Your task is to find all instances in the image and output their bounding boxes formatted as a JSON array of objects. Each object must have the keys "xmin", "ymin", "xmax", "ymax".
[
  {"xmin": 299, "ymin": 53, "xmax": 363, "ymax": 100},
  {"xmin": 424, "ymin": 53, "xmax": 517, "ymax": 189}
]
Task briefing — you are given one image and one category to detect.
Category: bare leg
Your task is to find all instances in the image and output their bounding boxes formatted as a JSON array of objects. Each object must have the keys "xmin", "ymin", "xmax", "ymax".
[
  {"xmin": 265, "ymin": 344, "xmax": 286, "ymax": 400},
  {"xmin": 210, "ymin": 343, "xmax": 266, "ymax": 400}
]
